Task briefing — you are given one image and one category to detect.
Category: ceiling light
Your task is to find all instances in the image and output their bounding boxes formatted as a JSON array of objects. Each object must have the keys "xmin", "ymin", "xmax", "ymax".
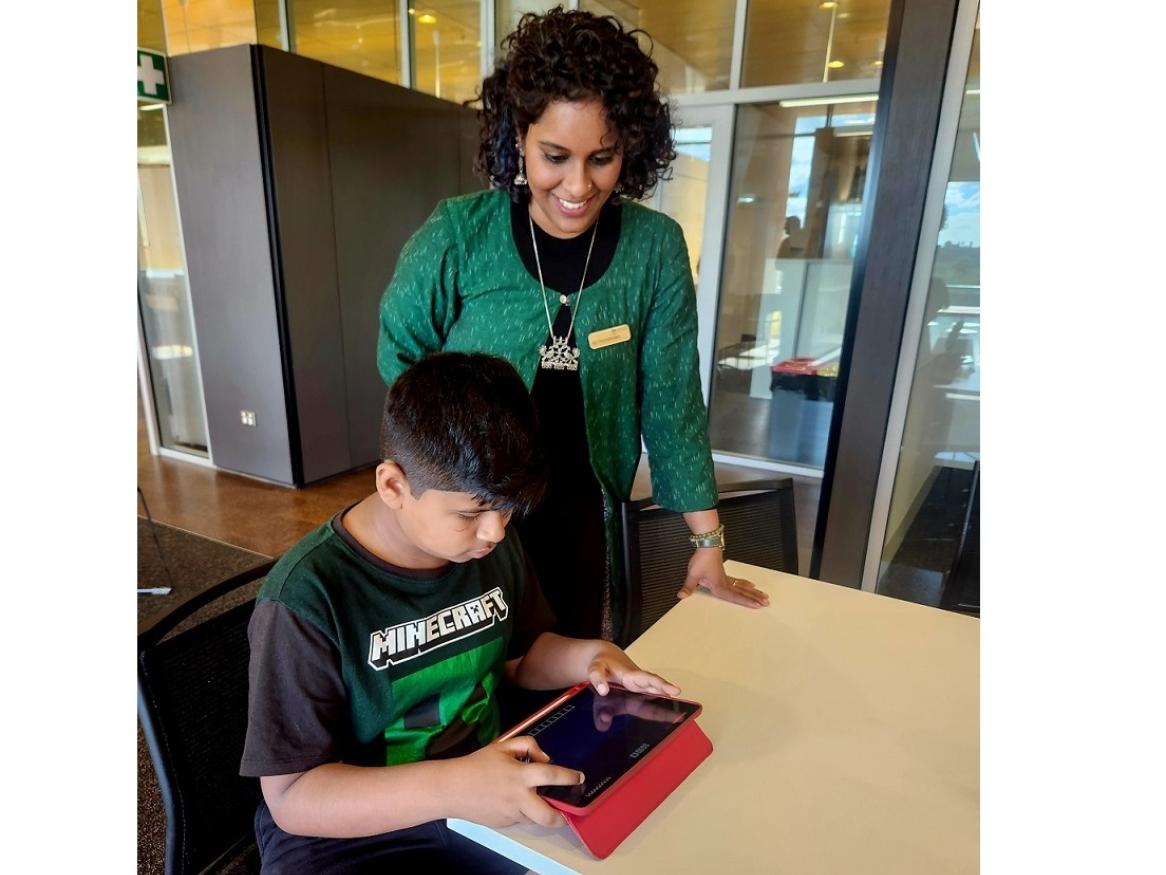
[
  {"xmin": 139, "ymin": 103, "xmax": 166, "ymax": 111},
  {"xmin": 408, "ymin": 7, "xmax": 416, "ymax": 13},
  {"xmin": 418, "ymin": 13, "xmax": 436, "ymax": 24},
  {"xmin": 828, "ymin": 60, "xmax": 845, "ymax": 69},
  {"xmin": 778, "ymin": 94, "xmax": 878, "ymax": 108},
  {"xmin": 819, "ymin": 2, "xmax": 838, "ymax": 8}
]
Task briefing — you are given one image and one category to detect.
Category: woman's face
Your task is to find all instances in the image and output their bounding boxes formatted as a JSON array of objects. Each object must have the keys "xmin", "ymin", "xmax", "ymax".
[{"xmin": 521, "ymin": 98, "xmax": 624, "ymax": 239}]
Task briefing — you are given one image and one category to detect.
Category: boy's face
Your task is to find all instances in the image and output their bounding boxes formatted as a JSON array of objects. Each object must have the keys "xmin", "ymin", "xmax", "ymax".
[{"xmin": 390, "ymin": 474, "xmax": 514, "ymax": 564}]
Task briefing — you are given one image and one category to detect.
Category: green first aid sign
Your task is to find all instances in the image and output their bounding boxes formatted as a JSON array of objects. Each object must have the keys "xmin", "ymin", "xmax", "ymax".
[{"xmin": 138, "ymin": 48, "xmax": 170, "ymax": 103}]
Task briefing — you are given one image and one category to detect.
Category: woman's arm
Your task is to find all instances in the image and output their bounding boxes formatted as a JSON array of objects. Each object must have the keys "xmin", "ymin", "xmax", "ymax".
[
  {"xmin": 678, "ymin": 509, "xmax": 769, "ymax": 608},
  {"xmin": 637, "ymin": 220, "xmax": 768, "ymax": 609},
  {"xmin": 376, "ymin": 201, "xmax": 460, "ymax": 387}
]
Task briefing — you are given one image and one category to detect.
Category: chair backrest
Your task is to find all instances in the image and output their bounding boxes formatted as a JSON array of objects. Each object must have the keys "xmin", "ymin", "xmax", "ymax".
[
  {"xmin": 617, "ymin": 479, "xmax": 798, "ymax": 646},
  {"xmin": 138, "ymin": 561, "xmax": 275, "ymax": 875}
]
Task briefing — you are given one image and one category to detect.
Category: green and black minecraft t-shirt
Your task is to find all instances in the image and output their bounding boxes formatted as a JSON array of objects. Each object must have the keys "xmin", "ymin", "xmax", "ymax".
[{"xmin": 240, "ymin": 506, "xmax": 555, "ymax": 776}]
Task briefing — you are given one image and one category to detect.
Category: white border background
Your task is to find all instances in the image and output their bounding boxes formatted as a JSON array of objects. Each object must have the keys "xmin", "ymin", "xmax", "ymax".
[
  {"xmin": 5, "ymin": 1, "xmax": 1166, "ymax": 869},
  {"xmin": 6, "ymin": 1, "xmax": 137, "ymax": 868},
  {"xmin": 983, "ymin": 3, "xmax": 1166, "ymax": 871}
]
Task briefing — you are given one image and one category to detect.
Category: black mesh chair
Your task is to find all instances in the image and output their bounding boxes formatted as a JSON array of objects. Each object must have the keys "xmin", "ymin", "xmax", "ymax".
[
  {"xmin": 138, "ymin": 560, "xmax": 276, "ymax": 875},
  {"xmin": 616, "ymin": 479, "xmax": 798, "ymax": 647}
]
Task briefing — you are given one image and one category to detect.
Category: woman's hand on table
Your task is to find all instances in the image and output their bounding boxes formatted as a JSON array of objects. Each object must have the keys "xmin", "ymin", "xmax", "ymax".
[{"xmin": 677, "ymin": 548, "xmax": 770, "ymax": 608}]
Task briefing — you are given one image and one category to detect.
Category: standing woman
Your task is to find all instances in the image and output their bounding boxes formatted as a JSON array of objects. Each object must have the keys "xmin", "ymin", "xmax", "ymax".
[{"xmin": 377, "ymin": 7, "xmax": 768, "ymax": 640}]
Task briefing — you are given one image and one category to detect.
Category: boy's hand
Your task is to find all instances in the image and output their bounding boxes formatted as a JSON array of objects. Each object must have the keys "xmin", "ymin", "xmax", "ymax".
[
  {"xmin": 587, "ymin": 644, "xmax": 680, "ymax": 698},
  {"xmin": 450, "ymin": 736, "xmax": 583, "ymax": 829}
]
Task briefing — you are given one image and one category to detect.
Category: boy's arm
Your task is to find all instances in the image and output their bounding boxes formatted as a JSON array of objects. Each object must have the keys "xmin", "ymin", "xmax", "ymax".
[
  {"xmin": 262, "ymin": 735, "xmax": 585, "ymax": 838},
  {"xmin": 504, "ymin": 632, "xmax": 681, "ymax": 697},
  {"xmin": 245, "ymin": 601, "xmax": 583, "ymax": 838}
]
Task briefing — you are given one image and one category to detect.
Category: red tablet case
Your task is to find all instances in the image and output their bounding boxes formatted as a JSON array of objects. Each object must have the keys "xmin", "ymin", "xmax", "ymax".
[{"xmin": 501, "ymin": 685, "xmax": 714, "ymax": 859}]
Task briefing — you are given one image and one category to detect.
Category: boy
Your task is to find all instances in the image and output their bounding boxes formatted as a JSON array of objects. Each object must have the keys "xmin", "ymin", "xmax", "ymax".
[{"xmin": 241, "ymin": 352, "xmax": 680, "ymax": 873}]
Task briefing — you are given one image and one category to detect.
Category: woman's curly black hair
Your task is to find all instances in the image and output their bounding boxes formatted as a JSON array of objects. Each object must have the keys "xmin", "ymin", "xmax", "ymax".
[{"xmin": 468, "ymin": 6, "xmax": 676, "ymax": 202}]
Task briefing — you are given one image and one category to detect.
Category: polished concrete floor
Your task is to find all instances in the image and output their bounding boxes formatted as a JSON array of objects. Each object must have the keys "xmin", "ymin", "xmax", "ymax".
[{"xmin": 138, "ymin": 401, "xmax": 821, "ymax": 573}]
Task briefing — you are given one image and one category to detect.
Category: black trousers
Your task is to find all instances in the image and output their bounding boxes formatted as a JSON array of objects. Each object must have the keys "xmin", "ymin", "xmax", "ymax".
[
  {"xmin": 254, "ymin": 800, "xmax": 525, "ymax": 874},
  {"xmin": 515, "ymin": 472, "xmax": 608, "ymax": 641}
]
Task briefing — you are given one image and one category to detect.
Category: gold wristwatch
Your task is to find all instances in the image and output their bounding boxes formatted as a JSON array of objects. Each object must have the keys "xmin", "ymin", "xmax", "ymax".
[{"xmin": 688, "ymin": 523, "xmax": 726, "ymax": 549}]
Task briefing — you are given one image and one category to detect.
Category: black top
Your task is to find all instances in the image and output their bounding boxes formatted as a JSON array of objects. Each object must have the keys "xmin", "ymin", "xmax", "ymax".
[
  {"xmin": 509, "ymin": 197, "xmax": 623, "ymax": 295},
  {"xmin": 509, "ymin": 197, "xmax": 622, "ymax": 639}
]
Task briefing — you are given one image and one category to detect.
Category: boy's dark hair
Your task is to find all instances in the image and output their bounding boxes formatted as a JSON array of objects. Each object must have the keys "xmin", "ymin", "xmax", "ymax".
[
  {"xmin": 470, "ymin": 6, "xmax": 676, "ymax": 202},
  {"xmin": 379, "ymin": 353, "xmax": 547, "ymax": 514}
]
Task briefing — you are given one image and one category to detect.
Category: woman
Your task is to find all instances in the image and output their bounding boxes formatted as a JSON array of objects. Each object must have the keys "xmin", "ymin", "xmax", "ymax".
[{"xmin": 377, "ymin": 7, "xmax": 768, "ymax": 640}]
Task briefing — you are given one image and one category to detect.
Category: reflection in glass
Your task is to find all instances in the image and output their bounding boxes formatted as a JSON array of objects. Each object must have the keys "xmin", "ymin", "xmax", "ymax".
[
  {"xmin": 410, "ymin": 1, "xmax": 482, "ymax": 105},
  {"xmin": 254, "ymin": 0, "xmax": 285, "ymax": 48},
  {"xmin": 877, "ymin": 25, "xmax": 979, "ymax": 613},
  {"xmin": 578, "ymin": 0, "xmax": 736, "ymax": 95},
  {"xmin": 138, "ymin": 107, "xmax": 209, "ymax": 456},
  {"xmin": 643, "ymin": 125, "xmax": 712, "ymax": 282},
  {"xmin": 742, "ymin": 0, "xmax": 890, "ymax": 87},
  {"xmin": 139, "ymin": 0, "xmax": 168, "ymax": 52},
  {"xmin": 709, "ymin": 100, "xmax": 875, "ymax": 468},
  {"xmin": 162, "ymin": 0, "xmax": 258, "ymax": 55},
  {"xmin": 293, "ymin": 0, "xmax": 402, "ymax": 84},
  {"xmin": 495, "ymin": 0, "xmax": 558, "ymax": 53}
]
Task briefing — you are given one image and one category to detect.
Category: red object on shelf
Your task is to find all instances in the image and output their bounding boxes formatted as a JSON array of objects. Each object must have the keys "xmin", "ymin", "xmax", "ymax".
[{"xmin": 770, "ymin": 356, "xmax": 820, "ymax": 376}]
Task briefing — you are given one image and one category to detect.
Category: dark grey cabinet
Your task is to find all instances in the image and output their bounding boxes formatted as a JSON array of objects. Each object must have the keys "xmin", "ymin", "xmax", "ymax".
[{"xmin": 167, "ymin": 44, "xmax": 480, "ymax": 485}]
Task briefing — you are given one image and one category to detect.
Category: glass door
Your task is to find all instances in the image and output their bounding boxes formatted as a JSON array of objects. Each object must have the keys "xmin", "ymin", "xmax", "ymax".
[
  {"xmin": 644, "ymin": 104, "xmax": 734, "ymax": 403},
  {"xmin": 706, "ymin": 96, "xmax": 877, "ymax": 469},
  {"xmin": 138, "ymin": 104, "xmax": 210, "ymax": 457},
  {"xmin": 864, "ymin": 10, "xmax": 980, "ymax": 611}
]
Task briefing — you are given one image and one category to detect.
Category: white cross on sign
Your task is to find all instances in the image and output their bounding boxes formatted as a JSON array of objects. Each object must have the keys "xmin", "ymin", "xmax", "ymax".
[{"xmin": 138, "ymin": 52, "xmax": 166, "ymax": 98}]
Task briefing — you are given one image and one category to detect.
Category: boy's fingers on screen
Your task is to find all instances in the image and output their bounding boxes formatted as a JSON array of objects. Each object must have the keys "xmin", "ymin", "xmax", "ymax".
[
  {"xmin": 525, "ymin": 762, "xmax": 585, "ymax": 788},
  {"xmin": 498, "ymin": 735, "xmax": 551, "ymax": 762},
  {"xmin": 588, "ymin": 665, "xmax": 612, "ymax": 696}
]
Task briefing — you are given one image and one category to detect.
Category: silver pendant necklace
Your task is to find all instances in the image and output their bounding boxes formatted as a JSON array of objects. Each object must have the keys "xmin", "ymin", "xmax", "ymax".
[{"xmin": 528, "ymin": 209, "xmax": 598, "ymax": 372}]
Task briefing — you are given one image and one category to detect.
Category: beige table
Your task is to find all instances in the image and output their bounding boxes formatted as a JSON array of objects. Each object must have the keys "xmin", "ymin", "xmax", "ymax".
[{"xmin": 450, "ymin": 561, "xmax": 979, "ymax": 874}]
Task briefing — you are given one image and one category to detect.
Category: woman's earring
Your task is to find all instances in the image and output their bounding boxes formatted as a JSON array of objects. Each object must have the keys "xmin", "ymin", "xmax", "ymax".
[{"xmin": 514, "ymin": 146, "xmax": 528, "ymax": 187}]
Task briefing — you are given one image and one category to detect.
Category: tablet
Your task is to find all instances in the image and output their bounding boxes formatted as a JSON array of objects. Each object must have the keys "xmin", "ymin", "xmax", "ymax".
[{"xmin": 509, "ymin": 683, "xmax": 703, "ymax": 814}]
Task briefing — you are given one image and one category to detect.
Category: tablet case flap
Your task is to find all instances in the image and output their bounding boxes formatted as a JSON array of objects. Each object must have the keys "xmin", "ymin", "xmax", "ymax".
[{"xmin": 561, "ymin": 719, "xmax": 713, "ymax": 859}]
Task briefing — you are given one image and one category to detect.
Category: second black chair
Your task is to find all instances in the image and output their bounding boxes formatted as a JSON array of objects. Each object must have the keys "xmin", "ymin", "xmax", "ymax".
[
  {"xmin": 616, "ymin": 479, "xmax": 798, "ymax": 647},
  {"xmin": 138, "ymin": 560, "xmax": 276, "ymax": 875}
]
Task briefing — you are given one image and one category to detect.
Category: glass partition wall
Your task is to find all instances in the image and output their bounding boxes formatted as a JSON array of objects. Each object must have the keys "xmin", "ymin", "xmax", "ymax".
[
  {"xmin": 708, "ymin": 99, "xmax": 875, "ymax": 468},
  {"xmin": 292, "ymin": 1, "xmax": 404, "ymax": 83},
  {"xmin": 139, "ymin": 0, "xmax": 210, "ymax": 458},
  {"xmin": 137, "ymin": 105, "xmax": 210, "ymax": 458},
  {"xmin": 409, "ymin": 1, "xmax": 482, "ymax": 104},
  {"xmin": 868, "ymin": 16, "xmax": 979, "ymax": 611}
]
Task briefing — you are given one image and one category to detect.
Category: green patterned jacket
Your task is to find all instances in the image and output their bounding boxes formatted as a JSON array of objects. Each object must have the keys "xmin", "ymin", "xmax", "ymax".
[{"xmin": 377, "ymin": 190, "xmax": 718, "ymax": 617}]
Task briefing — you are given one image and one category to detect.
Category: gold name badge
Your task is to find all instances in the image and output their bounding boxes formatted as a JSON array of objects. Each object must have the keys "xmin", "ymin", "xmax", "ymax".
[{"xmin": 588, "ymin": 324, "xmax": 632, "ymax": 350}]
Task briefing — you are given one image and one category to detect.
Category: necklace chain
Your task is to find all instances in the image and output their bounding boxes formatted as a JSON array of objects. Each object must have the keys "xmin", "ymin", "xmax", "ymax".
[{"xmin": 528, "ymin": 210, "xmax": 598, "ymax": 372}]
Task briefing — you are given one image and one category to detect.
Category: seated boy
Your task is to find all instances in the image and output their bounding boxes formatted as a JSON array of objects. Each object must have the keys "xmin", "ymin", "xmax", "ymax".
[{"xmin": 240, "ymin": 352, "xmax": 680, "ymax": 873}]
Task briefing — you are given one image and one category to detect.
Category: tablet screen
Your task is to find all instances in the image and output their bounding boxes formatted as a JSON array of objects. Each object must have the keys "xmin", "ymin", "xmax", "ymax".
[{"xmin": 527, "ymin": 686, "xmax": 700, "ymax": 810}]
